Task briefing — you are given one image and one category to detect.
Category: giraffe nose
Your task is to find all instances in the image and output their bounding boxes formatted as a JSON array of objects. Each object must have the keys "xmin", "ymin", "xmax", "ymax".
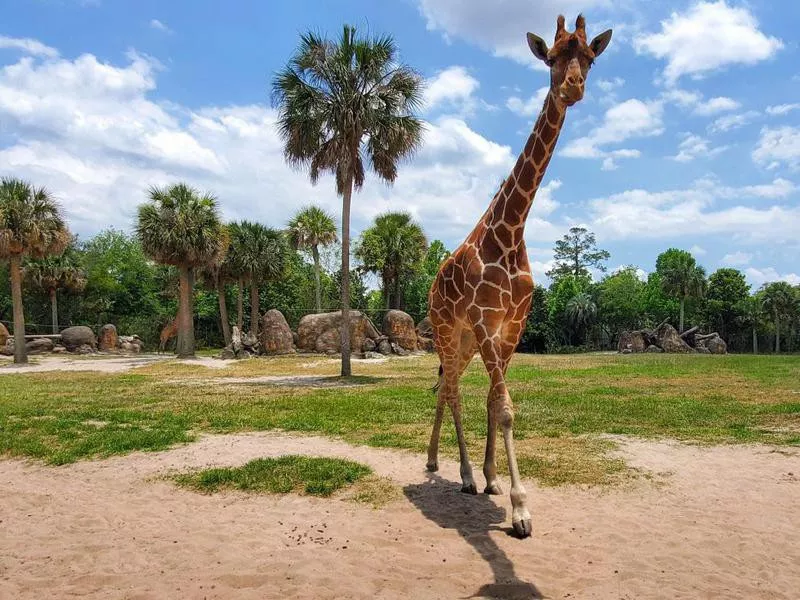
[{"xmin": 566, "ymin": 72, "xmax": 584, "ymax": 86}]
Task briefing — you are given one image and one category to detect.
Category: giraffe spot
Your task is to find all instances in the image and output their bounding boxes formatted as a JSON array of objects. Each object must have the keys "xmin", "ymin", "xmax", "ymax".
[
  {"xmin": 493, "ymin": 224, "xmax": 513, "ymax": 250},
  {"xmin": 546, "ymin": 97, "xmax": 561, "ymax": 124},
  {"xmin": 516, "ymin": 160, "xmax": 536, "ymax": 190},
  {"xmin": 480, "ymin": 238, "xmax": 503, "ymax": 264},
  {"xmin": 532, "ymin": 137, "xmax": 546, "ymax": 165},
  {"xmin": 483, "ymin": 265, "xmax": 511, "ymax": 289},
  {"xmin": 474, "ymin": 282, "xmax": 505, "ymax": 309}
]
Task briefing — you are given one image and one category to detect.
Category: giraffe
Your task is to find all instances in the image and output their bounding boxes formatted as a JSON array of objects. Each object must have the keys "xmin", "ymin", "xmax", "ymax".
[
  {"xmin": 426, "ymin": 14, "xmax": 612, "ymax": 538},
  {"xmin": 158, "ymin": 319, "xmax": 178, "ymax": 353}
]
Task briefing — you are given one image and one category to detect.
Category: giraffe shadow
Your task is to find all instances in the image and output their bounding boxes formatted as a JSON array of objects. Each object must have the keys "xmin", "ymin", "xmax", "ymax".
[{"xmin": 403, "ymin": 473, "xmax": 542, "ymax": 600}]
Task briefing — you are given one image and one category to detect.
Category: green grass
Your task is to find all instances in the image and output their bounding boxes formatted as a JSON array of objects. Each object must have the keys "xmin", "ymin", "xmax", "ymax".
[
  {"xmin": 1, "ymin": 353, "xmax": 798, "ymax": 485},
  {"xmin": 174, "ymin": 455, "xmax": 372, "ymax": 497}
]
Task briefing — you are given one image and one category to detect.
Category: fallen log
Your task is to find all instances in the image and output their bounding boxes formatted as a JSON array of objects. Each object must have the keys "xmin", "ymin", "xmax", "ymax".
[{"xmin": 680, "ymin": 326, "xmax": 699, "ymax": 339}]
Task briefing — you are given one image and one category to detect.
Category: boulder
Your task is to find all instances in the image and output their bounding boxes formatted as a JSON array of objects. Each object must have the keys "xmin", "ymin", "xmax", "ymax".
[
  {"xmin": 52, "ymin": 345, "xmax": 67, "ymax": 354},
  {"xmin": 696, "ymin": 346, "xmax": 711, "ymax": 354},
  {"xmin": 259, "ymin": 309, "xmax": 295, "ymax": 355},
  {"xmin": 618, "ymin": 330, "xmax": 647, "ymax": 353},
  {"xmin": 26, "ymin": 338, "xmax": 54, "ymax": 354},
  {"xmin": 118, "ymin": 335, "xmax": 143, "ymax": 353},
  {"xmin": 383, "ymin": 310, "xmax": 417, "ymax": 351},
  {"xmin": 416, "ymin": 316, "xmax": 434, "ymax": 340},
  {"xmin": 219, "ymin": 347, "xmax": 236, "ymax": 360},
  {"xmin": 0, "ymin": 322, "xmax": 8, "ymax": 348},
  {"xmin": 242, "ymin": 332, "xmax": 259, "ymax": 353},
  {"xmin": 75, "ymin": 343, "xmax": 96, "ymax": 355},
  {"xmin": 377, "ymin": 338, "xmax": 392, "ymax": 355},
  {"xmin": 362, "ymin": 351, "xmax": 385, "ymax": 360},
  {"xmin": 0, "ymin": 340, "xmax": 12, "ymax": 356},
  {"xmin": 645, "ymin": 345, "xmax": 664, "ymax": 353},
  {"xmin": 296, "ymin": 311, "xmax": 380, "ymax": 354},
  {"xmin": 231, "ymin": 326, "xmax": 243, "ymax": 354},
  {"xmin": 391, "ymin": 342, "xmax": 409, "ymax": 356},
  {"xmin": 362, "ymin": 337, "xmax": 376, "ymax": 352},
  {"xmin": 98, "ymin": 324, "xmax": 118, "ymax": 352},
  {"xmin": 61, "ymin": 326, "xmax": 96, "ymax": 351},
  {"xmin": 655, "ymin": 324, "xmax": 694, "ymax": 353},
  {"xmin": 704, "ymin": 335, "xmax": 727, "ymax": 355},
  {"xmin": 417, "ymin": 336, "xmax": 436, "ymax": 353}
]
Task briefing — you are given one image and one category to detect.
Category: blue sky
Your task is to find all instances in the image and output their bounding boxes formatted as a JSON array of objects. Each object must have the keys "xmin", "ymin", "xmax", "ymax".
[{"xmin": 1, "ymin": 0, "xmax": 798, "ymax": 289}]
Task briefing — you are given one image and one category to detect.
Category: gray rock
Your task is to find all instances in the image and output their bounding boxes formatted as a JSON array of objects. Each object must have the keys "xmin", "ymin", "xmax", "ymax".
[
  {"xmin": 415, "ymin": 316, "xmax": 434, "ymax": 340},
  {"xmin": 362, "ymin": 337, "xmax": 376, "ymax": 352},
  {"xmin": 220, "ymin": 347, "xmax": 236, "ymax": 360},
  {"xmin": 618, "ymin": 330, "xmax": 647, "ymax": 353},
  {"xmin": 259, "ymin": 309, "xmax": 295, "ymax": 355},
  {"xmin": 706, "ymin": 335, "xmax": 727, "ymax": 354},
  {"xmin": 61, "ymin": 326, "xmax": 96, "ymax": 351},
  {"xmin": 644, "ymin": 345, "xmax": 664, "ymax": 353},
  {"xmin": 296, "ymin": 311, "xmax": 380, "ymax": 354},
  {"xmin": 362, "ymin": 351, "xmax": 384, "ymax": 360},
  {"xmin": 383, "ymin": 310, "xmax": 417, "ymax": 351},
  {"xmin": 377, "ymin": 338, "xmax": 392, "ymax": 355},
  {"xmin": 655, "ymin": 324, "xmax": 694, "ymax": 353},
  {"xmin": 98, "ymin": 324, "xmax": 118, "ymax": 352},
  {"xmin": 0, "ymin": 322, "xmax": 8, "ymax": 348},
  {"xmin": 621, "ymin": 348, "xmax": 633, "ymax": 354},
  {"xmin": 696, "ymin": 346, "xmax": 712, "ymax": 354},
  {"xmin": 76, "ymin": 343, "xmax": 96, "ymax": 355},
  {"xmin": 391, "ymin": 342, "xmax": 409, "ymax": 356},
  {"xmin": 26, "ymin": 338, "xmax": 54, "ymax": 354},
  {"xmin": 52, "ymin": 345, "xmax": 67, "ymax": 354}
]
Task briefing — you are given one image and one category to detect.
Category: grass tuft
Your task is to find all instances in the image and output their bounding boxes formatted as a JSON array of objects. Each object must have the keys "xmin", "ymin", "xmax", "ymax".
[{"xmin": 174, "ymin": 455, "xmax": 372, "ymax": 497}]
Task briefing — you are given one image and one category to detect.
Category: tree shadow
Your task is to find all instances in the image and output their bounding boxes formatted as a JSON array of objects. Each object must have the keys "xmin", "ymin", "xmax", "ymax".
[{"xmin": 403, "ymin": 473, "xmax": 542, "ymax": 600}]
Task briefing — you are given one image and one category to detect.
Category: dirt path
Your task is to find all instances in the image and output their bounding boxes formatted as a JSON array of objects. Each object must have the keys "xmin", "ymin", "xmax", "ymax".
[
  {"xmin": 0, "ymin": 355, "xmax": 228, "ymax": 375},
  {"xmin": 1, "ymin": 433, "xmax": 798, "ymax": 599}
]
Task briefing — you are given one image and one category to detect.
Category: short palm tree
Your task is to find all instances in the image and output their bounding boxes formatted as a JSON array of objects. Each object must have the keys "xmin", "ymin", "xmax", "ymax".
[
  {"xmin": 761, "ymin": 281, "xmax": 797, "ymax": 353},
  {"xmin": 272, "ymin": 24, "xmax": 424, "ymax": 376},
  {"xmin": 737, "ymin": 295, "xmax": 763, "ymax": 354},
  {"xmin": 659, "ymin": 251, "xmax": 707, "ymax": 332},
  {"xmin": 235, "ymin": 221, "xmax": 286, "ymax": 337},
  {"xmin": 0, "ymin": 178, "xmax": 69, "ymax": 363},
  {"xmin": 24, "ymin": 238, "xmax": 86, "ymax": 334},
  {"xmin": 287, "ymin": 205, "xmax": 338, "ymax": 313},
  {"xmin": 355, "ymin": 211, "xmax": 427, "ymax": 309},
  {"xmin": 566, "ymin": 292, "xmax": 597, "ymax": 345},
  {"xmin": 136, "ymin": 183, "xmax": 226, "ymax": 358},
  {"xmin": 198, "ymin": 226, "xmax": 234, "ymax": 346}
]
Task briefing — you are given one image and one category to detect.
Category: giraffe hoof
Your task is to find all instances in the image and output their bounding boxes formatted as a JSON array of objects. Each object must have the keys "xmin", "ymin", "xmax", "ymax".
[
  {"xmin": 512, "ymin": 518, "xmax": 533, "ymax": 538},
  {"xmin": 461, "ymin": 483, "xmax": 478, "ymax": 495},
  {"xmin": 484, "ymin": 483, "xmax": 503, "ymax": 495},
  {"xmin": 426, "ymin": 461, "xmax": 439, "ymax": 472}
]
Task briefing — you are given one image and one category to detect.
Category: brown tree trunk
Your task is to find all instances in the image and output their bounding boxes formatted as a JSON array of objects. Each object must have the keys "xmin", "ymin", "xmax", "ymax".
[
  {"xmin": 237, "ymin": 278, "xmax": 244, "ymax": 330},
  {"xmin": 217, "ymin": 279, "xmax": 231, "ymax": 346},
  {"xmin": 176, "ymin": 265, "xmax": 195, "ymax": 358},
  {"xmin": 250, "ymin": 283, "xmax": 260, "ymax": 337},
  {"xmin": 10, "ymin": 256, "xmax": 27, "ymax": 364},
  {"xmin": 312, "ymin": 245, "xmax": 322, "ymax": 313},
  {"xmin": 49, "ymin": 288, "xmax": 59, "ymax": 334},
  {"xmin": 775, "ymin": 316, "xmax": 780, "ymax": 354},
  {"xmin": 340, "ymin": 179, "xmax": 353, "ymax": 377},
  {"xmin": 679, "ymin": 297, "xmax": 685, "ymax": 334},
  {"xmin": 752, "ymin": 326, "xmax": 758, "ymax": 354}
]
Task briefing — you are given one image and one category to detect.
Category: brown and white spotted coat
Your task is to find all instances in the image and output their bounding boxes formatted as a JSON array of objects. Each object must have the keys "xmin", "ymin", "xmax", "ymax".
[{"xmin": 426, "ymin": 15, "xmax": 613, "ymax": 538}]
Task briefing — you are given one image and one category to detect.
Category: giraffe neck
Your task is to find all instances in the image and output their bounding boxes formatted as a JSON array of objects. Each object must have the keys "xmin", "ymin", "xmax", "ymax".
[{"xmin": 486, "ymin": 90, "xmax": 567, "ymax": 231}]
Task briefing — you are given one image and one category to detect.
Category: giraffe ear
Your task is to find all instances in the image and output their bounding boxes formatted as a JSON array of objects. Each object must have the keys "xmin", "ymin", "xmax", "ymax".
[
  {"xmin": 589, "ymin": 29, "xmax": 613, "ymax": 58},
  {"xmin": 526, "ymin": 32, "xmax": 549, "ymax": 63}
]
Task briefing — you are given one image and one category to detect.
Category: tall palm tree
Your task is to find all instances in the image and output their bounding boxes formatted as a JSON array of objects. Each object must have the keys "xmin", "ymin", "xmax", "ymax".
[
  {"xmin": 355, "ymin": 211, "xmax": 427, "ymax": 309},
  {"xmin": 761, "ymin": 281, "xmax": 797, "ymax": 353},
  {"xmin": 566, "ymin": 292, "xmax": 597, "ymax": 345},
  {"xmin": 287, "ymin": 205, "xmax": 338, "ymax": 313},
  {"xmin": 24, "ymin": 238, "xmax": 86, "ymax": 334},
  {"xmin": 224, "ymin": 221, "xmax": 248, "ymax": 331},
  {"xmin": 198, "ymin": 226, "xmax": 233, "ymax": 346},
  {"xmin": 136, "ymin": 183, "xmax": 226, "ymax": 358},
  {"xmin": 737, "ymin": 295, "xmax": 763, "ymax": 354},
  {"xmin": 235, "ymin": 221, "xmax": 286, "ymax": 337},
  {"xmin": 658, "ymin": 250, "xmax": 707, "ymax": 332},
  {"xmin": 0, "ymin": 178, "xmax": 69, "ymax": 364},
  {"xmin": 272, "ymin": 24, "xmax": 424, "ymax": 376}
]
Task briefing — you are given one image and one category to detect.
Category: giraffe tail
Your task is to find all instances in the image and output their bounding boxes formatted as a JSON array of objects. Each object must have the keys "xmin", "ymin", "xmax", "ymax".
[{"xmin": 431, "ymin": 364, "xmax": 443, "ymax": 395}]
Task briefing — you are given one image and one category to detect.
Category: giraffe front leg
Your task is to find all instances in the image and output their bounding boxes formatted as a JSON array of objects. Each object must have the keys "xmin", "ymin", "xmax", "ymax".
[
  {"xmin": 497, "ymin": 395, "xmax": 531, "ymax": 537},
  {"xmin": 449, "ymin": 396, "xmax": 477, "ymax": 494},
  {"xmin": 483, "ymin": 393, "xmax": 503, "ymax": 495},
  {"xmin": 426, "ymin": 399, "xmax": 445, "ymax": 472}
]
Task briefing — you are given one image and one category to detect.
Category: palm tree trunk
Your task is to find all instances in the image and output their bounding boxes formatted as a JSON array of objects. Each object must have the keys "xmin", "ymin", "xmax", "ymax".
[
  {"xmin": 775, "ymin": 316, "xmax": 780, "ymax": 353},
  {"xmin": 237, "ymin": 278, "xmax": 244, "ymax": 330},
  {"xmin": 9, "ymin": 256, "xmax": 27, "ymax": 365},
  {"xmin": 49, "ymin": 288, "xmax": 58, "ymax": 335},
  {"xmin": 340, "ymin": 178, "xmax": 353, "ymax": 377},
  {"xmin": 250, "ymin": 283, "xmax": 260, "ymax": 337},
  {"xmin": 217, "ymin": 279, "xmax": 231, "ymax": 346},
  {"xmin": 393, "ymin": 276, "xmax": 403, "ymax": 310},
  {"xmin": 312, "ymin": 245, "xmax": 322, "ymax": 313},
  {"xmin": 752, "ymin": 326, "xmax": 758, "ymax": 354},
  {"xmin": 176, "ymin": 265, "xmax": 195, "ymax": 358},
  {"xmin": 679, "ymin": 297, "xmax": 685, "ymax": 333}
]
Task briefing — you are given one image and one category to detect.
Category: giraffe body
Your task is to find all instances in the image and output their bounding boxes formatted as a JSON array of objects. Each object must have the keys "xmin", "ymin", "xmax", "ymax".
[
  {"xmin": 426, "ymin": 14, "xmax": 612, "ymax": 538},
  {"xmin": 159, "ymin": 319, "xmax": 178, "ymax": 353}
]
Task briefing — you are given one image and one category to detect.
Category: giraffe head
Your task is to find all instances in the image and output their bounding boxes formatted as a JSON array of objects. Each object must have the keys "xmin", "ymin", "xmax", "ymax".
[{"xmin": 526, "ymin": 14, "xmax": 612, "ymax": 108}]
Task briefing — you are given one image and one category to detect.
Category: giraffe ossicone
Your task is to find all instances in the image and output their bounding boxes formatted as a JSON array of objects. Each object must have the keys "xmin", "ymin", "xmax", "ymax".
[{"xmin": 426, "ymin": 14, "xmax": 612, "ymax": 539}]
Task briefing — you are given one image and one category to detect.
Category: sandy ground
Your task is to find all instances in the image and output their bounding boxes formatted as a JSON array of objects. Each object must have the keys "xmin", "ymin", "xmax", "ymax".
[
  {"xmin": 1, "ymin": 433, "xmax": 798, "ymax": 599},
  {"xmin": 0, "ymin": 354, "xmax": 228, "ymax": 375}
]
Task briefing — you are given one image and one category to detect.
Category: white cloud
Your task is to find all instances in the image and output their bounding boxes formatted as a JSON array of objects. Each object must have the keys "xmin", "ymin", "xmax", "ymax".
[
  {"xmin": 424, "ymin": 65, "xmax": 480, "ymax": 114},
  {"xmin": 533, "ymin": 179, "xmax": 561, "ymax": 216},
  {"xmin": 689, "ymin": 245, "xmax": 706, "ymax": 256},
  {"xmin": 0, "ymin": 43, "xmax": 535, "ymax": 251},
  {"xmin": 506, "ymin": 86, "xmax": 548, "ymax": 117},
  {"xmin": 587, "ymin": 178, "xmax": 800, "ymax": 243},
  {"xmin": 717, "ymin": 178, "xmax": 796, "ymax": 199},
  {"xmin": 416, "ymin": 0, "xmax": 611, "ymax": 67},
  {"xmin": 662, "ymin": 88, "xmax": 702, "ymax": 108},
  {"xmin": 745, "ymin": 267, "xmax": 800, "ymax": 287},
  {"xmin": 708, "ymin": 110, "xmax": 759, "ymax": 133},
  {"xmin": 693, "ymin": 96, "xmax": 740, "ymax": 116},
  {"xmin": 149, "ymin": 19, "xmax": 173, "ymax": 34},
  {"xmin": 671, "ymin": 133, "xmax": 727, "ymax": 162},
  {"xmin": 752, "ymin": 126, "xmax": 800, "ymax": 171},
  {"xmin": 634, "ymin": 1, "xmax": 783, "ymax": 84},
  {"xmin": 596, "ymin": 77, "xmax": 625, "ymax": 93},
  {"xmin": 721, "ymin": 251, "xmax": 752, "ymax": 266},
  {"xmin": 766, "ymin": 103, "xmax": 800, "ymax": 116},
  {"xmin": 0, "ymin": 35, "xmax": 59, "ymax": 58},
  {"xmin": 561, "ymin": 98, "xmax": 663, "ymax": 165}
]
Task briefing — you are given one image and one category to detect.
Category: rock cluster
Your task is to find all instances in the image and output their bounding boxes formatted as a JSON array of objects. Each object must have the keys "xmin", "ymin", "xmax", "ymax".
[
  {"xmin": 618, "ymin": 322, "xmax": 727, "ymax": 355},
  {"xmin": 0, "ymin": 323, "xmax": 145, "ymax": 357}
]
